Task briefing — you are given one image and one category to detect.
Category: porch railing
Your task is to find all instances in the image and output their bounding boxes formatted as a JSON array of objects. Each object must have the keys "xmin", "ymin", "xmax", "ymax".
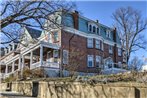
[{"xmin": 30, "ymin": 61, "xmax": 59, "ymax": 69}]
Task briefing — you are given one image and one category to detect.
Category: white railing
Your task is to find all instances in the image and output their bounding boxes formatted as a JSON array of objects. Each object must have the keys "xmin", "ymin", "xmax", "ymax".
[
  {"xmin": 30, "ymin": 61, "xmax": 59, "ymax": 69},
  {"xmin": 30, "ymin": 62, "xmax": 41, "ymax": 69},
  {"xmin": 43, "ymin": 61, "xmax": 59, "ymax": 68}
]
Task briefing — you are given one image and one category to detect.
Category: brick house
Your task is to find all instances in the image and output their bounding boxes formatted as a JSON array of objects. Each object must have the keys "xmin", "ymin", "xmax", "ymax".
[{"xmin": 0, "ymin": 10, "xmax": 124, "ymax": 78}]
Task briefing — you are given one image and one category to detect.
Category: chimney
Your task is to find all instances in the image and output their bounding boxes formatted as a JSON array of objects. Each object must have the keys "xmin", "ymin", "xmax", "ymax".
[
  {"xmin": 96, "ymin": 20, "xmax": 99, "ymax": 23},
  {"xmin": 72, "ymin": 10, "xmax": 79, "ymax": 30}
]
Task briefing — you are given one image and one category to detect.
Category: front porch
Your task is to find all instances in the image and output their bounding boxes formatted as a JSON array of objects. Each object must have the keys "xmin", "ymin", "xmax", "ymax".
[{"xmin": 1, "ymin": 41, "xmax": 60, "ymax": 78}]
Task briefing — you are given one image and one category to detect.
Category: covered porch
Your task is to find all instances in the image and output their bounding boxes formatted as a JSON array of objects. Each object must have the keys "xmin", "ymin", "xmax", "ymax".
[{"xmin": 2, "ymin": 41, "xmax": 60, "ymax": 78}]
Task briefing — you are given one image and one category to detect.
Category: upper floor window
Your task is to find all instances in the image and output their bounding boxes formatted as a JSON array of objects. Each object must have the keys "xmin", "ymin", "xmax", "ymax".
[
  {"xmin": 118, "ymin": 48, "xmax": 122, "ymax": 56},
  {"xmin": 97, "ymin": 28, "xmax": 100, "ymax": 35},
  {"xmin": 93, "ymin": 26, "xmax": 96, "ymax": 33},
  {"xmin": 87, "ymin": 38, "xmax": 93, "ymax": 48},
  {"xmin": 101, "ymin": 41, "xmax": 104, "ymax": 51},
  {"xmin": 109, "ymin": 45, "xmax": 113, "ymax": 54},
  {"xmin": 96, "ymin": 56, "xmax": 101, "ymax": 68},
  {"xmin": 87, "ymin": 55, "xmax": 94, "ymax": 67},
  {"xmin": 53, "ymin": 32, "xmax": 59, "ymax": 42},
  {"xmin": 95, "ymin": 39, "xmax": 100, "ymax": 49},
  {"xmin": 89, "ymin": 25, "xmax": 92, "ymax": 32},
  {"xmin": 106, "ymin": 30, "xmax": 111, "ymax": 38}
]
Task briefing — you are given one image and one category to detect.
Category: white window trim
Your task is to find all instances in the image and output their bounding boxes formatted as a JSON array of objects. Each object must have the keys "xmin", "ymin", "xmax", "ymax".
[
  {"xmin": 87, "ymin": 55, "xmax": 94, "ymax": 67},
  {"xmin": 95, "ymin": 39, "xmax": 100, "ymax": 49},
  {"xmin": 106, "ymin": 30, "xmax": 111, "ymax": 38},
  {"xmin": 109, "ymin": 45, "xmax": 113, "ymax": 54},
  {"xmin": 87, "ymin": 38, "xmax": 93, "ymax": 48},
  {"xmin": 63, "ymin": 50, "xmax": 68, "ymax": 64},
  {"xmin": 96, "ymin": 56, "xmax": 101, "ymax": 68},
  {"xmin": 118, "ymin": 48, "xmax": 122, "ymax": 56}
]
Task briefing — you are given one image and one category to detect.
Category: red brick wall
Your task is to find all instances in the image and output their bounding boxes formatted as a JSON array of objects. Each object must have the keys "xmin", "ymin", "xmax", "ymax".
[{"xmin": 61, "ymin": 30, "xmax": 123, "ymax": 73}]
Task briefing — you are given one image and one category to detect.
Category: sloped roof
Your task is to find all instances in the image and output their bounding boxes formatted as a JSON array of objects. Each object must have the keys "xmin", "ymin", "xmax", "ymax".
[{"xmin": 26, "ymin": 27, "xmax": 42, "ymax": 39}]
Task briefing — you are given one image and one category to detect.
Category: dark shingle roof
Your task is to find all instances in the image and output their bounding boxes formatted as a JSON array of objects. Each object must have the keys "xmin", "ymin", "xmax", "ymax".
[{"xmin": 26, "ymin": 27, "xmax": 42, "ymax": 39}]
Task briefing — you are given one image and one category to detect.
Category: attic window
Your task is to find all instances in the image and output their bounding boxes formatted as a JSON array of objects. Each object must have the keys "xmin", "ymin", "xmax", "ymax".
[
  {"xmin": 93, "ymin": 26, "xmax": 96, "ymax": 33},
  {"xmin": 89, "ymin": 25, "xmax": 92, "ymax": 32},
  {"xmin": 106, "ymin": 30, "xmax": 111, "ymax": 38}
]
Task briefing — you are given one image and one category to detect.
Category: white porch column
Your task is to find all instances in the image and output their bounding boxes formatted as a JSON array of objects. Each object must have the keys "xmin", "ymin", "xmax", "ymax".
[
  {"xmin": 5, "ymin": 64, "xmax": 8, "ymax": 74},
  {"xmin": 30, "ymin": 51, "xmax": 33, "ymax": 68},
  {"xmin": 12, "ymin": 62, "xmax": 15, "ymax": 73},
  {"xmin": 22, "ymin": 55, "xmax": 25, "ymax": 69},
  {"xmin": 40, "ymin": 45, "xmax": 43, "ymax": 66},
  {"xmin": 18, "ymin": 55, "xmax": 21, "ymax": 70}
]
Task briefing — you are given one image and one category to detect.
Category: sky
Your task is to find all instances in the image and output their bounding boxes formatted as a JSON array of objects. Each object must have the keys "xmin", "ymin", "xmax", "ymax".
[{"xmin": 75, "ymin": 0, "xmax": 147, "ymax": 63}]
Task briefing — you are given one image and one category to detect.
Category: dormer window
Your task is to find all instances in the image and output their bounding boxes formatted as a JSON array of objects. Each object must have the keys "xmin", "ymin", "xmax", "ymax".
[
  {"xmin": 106, "ymin": 30, "xmax": 111, "ymax": 38},
  {"xmin": 93, "ymin": 26, "xmax": 96, "ymax": 33},
  {"xmin": 89, "ymin": 25, "xmax": 92, "ymax": 32},
  {"xmin": 97, "ymin": 27, "xmax": 100, "ymax": 35}
]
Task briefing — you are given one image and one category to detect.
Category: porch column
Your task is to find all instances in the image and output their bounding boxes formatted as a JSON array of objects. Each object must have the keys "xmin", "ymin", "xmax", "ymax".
[
  {"xmin": 40, "ymin": 45, "xmax": 43, "ymax": 66},
  {"xmin": 5, "ymin": 64, "xmax": 8, "ymax": 74},
  {"xmin": 30, "ymin": 51, "xmax": 33, "ymax": 68},
  {"xmin": 18, "ymin": 55, "xmax": 21, "ymax": 70},
  {"xmin": 12, "ymin": 62, "xmax": 15, "ymax": 73},
  {"xmin": 22, "ymin": 55, "xmax": 25, "ymax": 69}
]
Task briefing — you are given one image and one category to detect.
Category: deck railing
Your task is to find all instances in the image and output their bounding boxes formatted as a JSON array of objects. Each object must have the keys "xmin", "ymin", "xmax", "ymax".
[{"xmin": 30, "ymin": 61, "xmax": 59, "ymax": 69}]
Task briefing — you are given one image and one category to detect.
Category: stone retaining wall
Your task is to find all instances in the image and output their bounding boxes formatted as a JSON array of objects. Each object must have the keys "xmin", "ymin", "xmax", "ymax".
[{"xmin": 0, "ymin": 82, "xmax": 147, "ymax": 98}]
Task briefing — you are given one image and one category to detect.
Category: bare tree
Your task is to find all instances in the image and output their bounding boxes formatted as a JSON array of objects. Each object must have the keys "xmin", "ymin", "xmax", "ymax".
[
  {"xmin": 0, "ymin": 0, "xmax": 75, "ymax": 44},
  {"xmin": 129, "ymin": 56, "xmax": 143, "ymax": 71},
  {"xmin": 112, "ymin": 7, "xmax": 147, "ymax": 63}
]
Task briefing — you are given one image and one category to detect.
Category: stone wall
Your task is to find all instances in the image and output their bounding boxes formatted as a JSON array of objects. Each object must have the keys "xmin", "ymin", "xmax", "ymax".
[{"xmin": 0, "ymin": 82, "xmax": 147, "ymax": 98}]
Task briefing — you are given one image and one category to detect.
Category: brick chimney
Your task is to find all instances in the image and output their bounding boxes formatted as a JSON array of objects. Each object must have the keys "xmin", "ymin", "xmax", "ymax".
[{"xmin": 72, "ymin": 10, "xmax": 79, "ymax": 30}]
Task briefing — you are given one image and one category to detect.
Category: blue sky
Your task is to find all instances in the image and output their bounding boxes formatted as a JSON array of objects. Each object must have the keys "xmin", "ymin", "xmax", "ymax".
[{"xmin": 75, "ymin": 0, "xmax": 147, "ymax": 62}]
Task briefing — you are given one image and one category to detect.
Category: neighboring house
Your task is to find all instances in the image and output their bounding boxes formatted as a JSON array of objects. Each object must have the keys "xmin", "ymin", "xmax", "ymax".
[{"xmin": 0, "ymin": 10, "xmax": 125, "ymax": 78}]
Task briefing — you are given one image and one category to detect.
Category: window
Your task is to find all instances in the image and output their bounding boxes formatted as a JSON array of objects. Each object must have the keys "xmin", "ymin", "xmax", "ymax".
[
  {"xmin": 96, "ymin": 56, "xmax": 101, "ymax": 68},
  {"xmin": 63, "ymin": 50, "xmax": 68, "ymax": 64},
  {"xmin": 89, "ymin": 25, "xmax": 92, "ymax": 32},
  {"xmin": 106, "ymin": 30, "xmax": 111, "ymax": 38},
  {"xmin": 101, "ymin": 41, "xmax": 104, "ymax": 51},
  {"xmin": 95, "ymin": 39, "xmax": 100, "ymax": 49},
  {"xmin": 53, "ymin": 50, "xmax": 59, "ymax": 58},
  {"xmin": 87, "ymin": 38, "xmax": 93, "ymax": 48},
  {"xmin": 53, "ymin": 32, "xmax": 58, "ymax": 42},
  {"xmin": 118, "ymin": 62, "xmax": 122, "ymax": 68},
  {"xmin": 93, "ymin": 26, "xmax": 96, "ymax": 33},
  {"xmin": 97, "ymin": 28, "xmax": 100, "ymax": 35},
  {"xmin": 109, "ymin": 45, "xmax": 113, "ymax": 54},
  {"xmin": 87, "ymin": 55, "xmax": 94, "ymax": 67},
  {"xmin": 118, "ymin": 48, "xmax": 122, "ymax": 56}
]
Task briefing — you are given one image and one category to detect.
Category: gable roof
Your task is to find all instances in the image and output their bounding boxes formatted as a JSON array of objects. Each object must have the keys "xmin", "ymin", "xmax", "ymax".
[{"xmin": 26, "ymin": 27, "xmax": 42, "ymax": 39}]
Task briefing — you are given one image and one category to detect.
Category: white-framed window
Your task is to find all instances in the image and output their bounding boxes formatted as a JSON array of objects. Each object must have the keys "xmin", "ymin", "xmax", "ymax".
[
  {"xmin": 63, "ymin": 50, "xmax": 68, "ymax": 64},
  {"xmin": 101, "ymin": 41, "xmax": 104, "ymax": 51},
  {"xmin": 96, "ymin": 56, "xmax": 101, "ymax": 68},
  {"xmin": 87, "ymin": 55, "xmax": 94, "ymax": 67},
  {"xmin": 118, "ymin": 48, "xmax": 122, "ymax": 56},
  {"xmin": 106, "ymin": 30, "xmax": 111, "ymax": 38},
  {"xmin": 118, "ymin": 61, "xmax": 122, "ymax": 68},
  {"xmin": 97, "ymin": 28, "xmax": 100, "ymax": 35},
  {"xmin": 89, "ymin": 24, "xmax": 92, "ymax": 32},
  {"xmin": 93, "ymin": 26, "xmax": 96, "ymax": 33},
  {"xmin": 53, "ymin": 32, "xmax": 59, "ymax": 42},
  {"xmin": 87, "ymin": 38, "xmax": 93, "ymax": 48},
  {"xmin": 95, "ymin": 39, "xmax": 100, "ymax": 49},
  {"xmin": 109, "ymin": 45, "xmax": 113, "ymax": 54},
  {"xmin": 53, "ymin": 50, "xmax": 59, "ymax": 58}
]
